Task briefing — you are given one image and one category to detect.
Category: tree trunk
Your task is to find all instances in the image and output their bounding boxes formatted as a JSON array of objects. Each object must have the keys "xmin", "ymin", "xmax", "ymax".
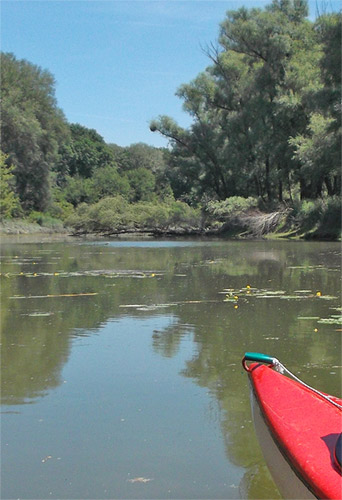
[
  {"xmin": 265, "ymin": 156, "xmax": 272, "ymax": 201},
  {"xmin": 324, "ymin": 176, "xmax": 334, "ymax": 196},
  {"xmin": 254, "ymin": 175, "xmax": 261, "ymax": 197},
  {"xmin": 278, "ymin": 179, "xmax": 283, "ymax": 202},
  {"xmin": 287, "ymin": 173, "xmax": 293, "ymax": 203},
  {"xmin": 300, "ymin": 178, "xmax": 311, "ymax": 199},
  {"xmin": 333, "ymin": 175, "xmax": 341, "ymax": 195}
]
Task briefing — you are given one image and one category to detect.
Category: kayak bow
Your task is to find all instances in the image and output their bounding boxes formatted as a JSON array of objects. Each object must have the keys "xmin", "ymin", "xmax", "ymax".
[{"xmin": 243, "ymin": 352, "xmax": 342, "ymax": 499}]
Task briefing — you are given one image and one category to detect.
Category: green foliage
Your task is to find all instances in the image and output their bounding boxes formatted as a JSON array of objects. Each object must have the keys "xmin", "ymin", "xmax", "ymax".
[
  {"xmin": 90, "ymin": 165, "xmax": 131, "ymax": 202},
  {"xmin": 60, "ymin": 123, "xmax": 116, "ymax": 179},
  {"xmin": 1, "ymin": 4, "xmax": 340, "ymax": 241},
  {"xmin": 205, "ymin": 197, "xmax": 259, "ymax": 221},
  {"xmin": 1, "ymin": 52, "xmax": 70, "ymax": 211},
  {"xmin": 61, "ymin": 167, "xmax": 131, "ymax": 207},
  {"xmin": 292, "ymin": 199, "xmax": 322, "ymax": 229},
  {"xmin": 290, "ymin": 197, "xmax": 341, "ymax": 239},
  {"xmin": 314, "ymin": 197, "xmax": 341, "ymax": 239},
  {"xmin": 127, "ymin": 167, "xmax": 156, "ymax": 202},
  {"xmin": 27, "ymin": 211, "xmax": 64, "ymax": 230},
  {"xmin": 108, "ymin": 142, "xmax": 172, "ymax": 202},
  {"xmin": 290, "ymin": 113, "xmax": 340, "ymax": 198},
  {"xmin": 66, "ymin": 196, "xmax": 201, "ymax": 234},
  {"xmin": 48, "ymin": 187, "xmax": 75, "ymax": 221},
  {"xmin": 115, "ymin": 143, "xmax": 166, "ymax": 173},
  {"xmin": 151, "ymin": 2, "xmax": 340, "ymax": 205},
  {"xmin": 63, "ymin": 175, "xmax": 93, "ymax": 207},
  {"xmin": 0, "ymin": 151, "xmax": 21, "ymax": 219}
]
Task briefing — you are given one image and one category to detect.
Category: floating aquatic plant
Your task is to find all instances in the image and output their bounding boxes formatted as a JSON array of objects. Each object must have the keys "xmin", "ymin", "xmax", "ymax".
[
  {"xmin": 10, "ymin": 292, "xmax": 98, "ymax": 299},
  {"xmin": 297, "ymin": 316, "xmax": 320, "ymax": 320},
  {"xmin": 317, "ymin": 316, "xmax": 342, "ymax": 325}
]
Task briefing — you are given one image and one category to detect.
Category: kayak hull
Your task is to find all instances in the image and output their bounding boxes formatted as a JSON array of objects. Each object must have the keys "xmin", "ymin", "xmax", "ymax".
[
  {"xmin": 251, "ymin": 383, "xmax": 316, "ymax": 499},
  {"xmin": 247, "ymin": 363, "xmax": 342, "ymax": 500}
]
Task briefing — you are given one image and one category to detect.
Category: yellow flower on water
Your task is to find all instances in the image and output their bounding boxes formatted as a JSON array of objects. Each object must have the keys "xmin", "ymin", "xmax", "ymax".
[
  {"xmin": 246, "ymin": 284, "xmax": 251, "ymax": 289},
  {"xmin": 151, "ymin": 273, "xmax": 155, "ymax": 277},
  {"xmin": 234, "ymin": 304, "xmax": 239, "ymax": 309},
  {"xmin": 234, "ymin": 295, "xmax": 239, "ymax": 300},
  {"xmin": 314, "ymin": 328, "xmax": 318, "ymax": 332},
  {"xmin": 316, "ymin": 291, "xmax": 322, "ymax": 297},
  {"xmin": 54, "ymin": 272, "xmax": 59, "ymax": 276}
]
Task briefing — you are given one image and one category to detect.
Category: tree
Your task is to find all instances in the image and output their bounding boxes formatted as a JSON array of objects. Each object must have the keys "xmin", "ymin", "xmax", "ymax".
[
  {"xmin": 0, "ymin": 151, "xmax": 21, "ymax": 218},
  {"xmin": 289, "ymin": 12, "xmax": 341, "ymax": 198},
  {"xmin": 127, "ymin": 167, "xmax": 156, "ymax": 202},
  {"xmin": 59, "ymin": 123, "xmax": 116, "ymax": 179},
  {"xmin": 1, "ymin": 52, "xmax": 69, "ymax": 211},
  {"xmin": 151, "ymin": 0, "xmax": 336, "ymax": 204},
  {"xmin": 109, "ymin": 142, "xmax": 172, "ymax": 201},
  {"xmin": 121, "ymin": 143, "xmax": 166, "ymax": 173},
  {"xmin": 90, "ymin": 165, "xmax": 131, "ymax": 202},
  {"xmin": 208, "ymin": 0, "xmax": 317, "ymax": 201}
]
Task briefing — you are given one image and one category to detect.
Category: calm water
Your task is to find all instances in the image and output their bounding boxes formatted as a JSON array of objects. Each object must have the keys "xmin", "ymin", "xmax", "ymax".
[{"xmin": 1, "ymin": 237, "xmax": 341, "ymax": 499}]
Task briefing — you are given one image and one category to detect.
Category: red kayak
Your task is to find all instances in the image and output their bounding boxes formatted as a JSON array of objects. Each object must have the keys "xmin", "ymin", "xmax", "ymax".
[{"xmin": 243, "ymin": 352, "xmax": 342, "ymax": 499}]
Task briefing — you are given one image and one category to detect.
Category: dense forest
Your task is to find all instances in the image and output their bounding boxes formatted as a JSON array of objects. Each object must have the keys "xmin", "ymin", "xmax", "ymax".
[{"xmin": 1, "ymin": 0, "xmax": 341, "ymax": 239}]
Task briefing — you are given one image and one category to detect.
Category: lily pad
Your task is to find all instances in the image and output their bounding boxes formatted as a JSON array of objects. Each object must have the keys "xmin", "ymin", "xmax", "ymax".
[
  {"xmin": 255, "ymin": 290, "xmax": 286, "ymax": 298},
  {"xmin": 27, "ymin": 312, "xmax": 54, "ymax": 317},
  {"xmin": 317, "ymin": 295, "xmax": 338, "ymax": 300},
  {"xmin": 279, "ymin": 295, "xmax": 310, "ymax": 300},
  {"xmin": 10, "ymin": 292, "xmax": 98, "ymax": 299},
  {"xmin": 297, "ymin": 316, "xmax": 320, "ymax": 320},
  {"xmin": 317, "ymin": 316, "xmax": 342, "ymax": 325}
]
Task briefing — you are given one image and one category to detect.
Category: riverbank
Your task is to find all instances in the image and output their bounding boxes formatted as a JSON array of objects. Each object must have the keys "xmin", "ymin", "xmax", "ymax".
[
  {"xmin": 63, "ymin": 196, "xmax": 341, "ymax": 241},
  {"xmin": 1, "ymin": 204, "xmax": 340, "ymax": 242},
  {"xmin": 0, "ymin": 219, "xmax": 68, "ymax": 235}
]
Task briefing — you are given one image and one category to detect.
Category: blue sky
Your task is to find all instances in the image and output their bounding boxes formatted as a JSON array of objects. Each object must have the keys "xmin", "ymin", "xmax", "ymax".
[{"xmin": 2, "ymin": 0, "xmax": 340, "ymax": 148}]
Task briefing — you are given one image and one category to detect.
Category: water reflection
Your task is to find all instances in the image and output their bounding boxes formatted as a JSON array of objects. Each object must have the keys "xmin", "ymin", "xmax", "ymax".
[{"xmin": 1, "ymin": 239, "xmax": 341, "ymax": 499}]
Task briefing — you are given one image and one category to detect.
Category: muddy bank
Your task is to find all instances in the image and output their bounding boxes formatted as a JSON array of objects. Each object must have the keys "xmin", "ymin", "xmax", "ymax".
[{"xmin": 0, "ymin": 219, "xmax": 69, "ymax": 235}]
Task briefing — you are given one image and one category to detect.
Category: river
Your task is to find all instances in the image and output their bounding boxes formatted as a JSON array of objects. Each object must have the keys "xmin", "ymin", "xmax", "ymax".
[{"xmin": 1, "ymin": 237, "xmax": 341, "ymax": 499}]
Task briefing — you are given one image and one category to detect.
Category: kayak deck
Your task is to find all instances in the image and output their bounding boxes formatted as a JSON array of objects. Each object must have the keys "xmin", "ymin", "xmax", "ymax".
[{"xmin": 248, "ymin": 363, "xmax": 342, "ymax": 499}]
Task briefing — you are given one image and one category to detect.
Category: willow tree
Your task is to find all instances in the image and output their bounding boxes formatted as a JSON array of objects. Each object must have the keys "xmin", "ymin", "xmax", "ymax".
[
  {"xmin": 151, "ymin": 0, "xmax": 330, "ymax": 203},
  {"xmin": 290, "ymin": 12, "xmax": 341, "ymax": 198}
]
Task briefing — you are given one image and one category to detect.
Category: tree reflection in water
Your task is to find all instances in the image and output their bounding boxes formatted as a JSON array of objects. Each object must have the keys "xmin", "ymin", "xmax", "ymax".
[{"xmin": 1, "ymin": 239, "xmax": 340, "ymax": 498}]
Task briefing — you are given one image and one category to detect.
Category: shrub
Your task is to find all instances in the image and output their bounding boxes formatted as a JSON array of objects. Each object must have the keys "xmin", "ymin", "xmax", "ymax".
[
  {"xmin": 292, "ymin": 199, "xmax": 323, "ymax": 233},
  {"xmin": 27, "ymin": 211, "xmax": 64, "ymax": 229},
  {"xmin": 64, "ymin": 175, "xmax": 93, "ymax": 206},
  {"xmin": 290, "ymin": 197, "xmax": 341, "ymax": 239},
  {"xmin": 205, "ymin": 196, "xmax": 258, "ymax": 221},
  {"xmin": 127, "ymin": 168, "xmax": 156, "ymax": 202},
  {"xmin": 203, "ymin": 197, "xmax": 259, "ymax": 228},
  {"xmin": 66, "ymin": 197, "xmax": 201, "ymax": 234},
  {"xmin": 89, "ymin": 165, "xmax": 131, "ymax": 203},
  {"xmin": 48, "ymin": 193, "xmax": 75, "ymax": 221},
  {"xmin": 315, "ymin": 197, "xmax": 341, "ymax": 239}
]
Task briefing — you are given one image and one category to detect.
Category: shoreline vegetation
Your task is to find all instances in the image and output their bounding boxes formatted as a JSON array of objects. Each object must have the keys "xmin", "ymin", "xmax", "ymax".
[
  {"xmin": 1, "ymin": 2, "xmax": 341, "ymax": 242},
  {"xmin": 1, "ymin": 194, "xmax": 340, "ymax": 240}
]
